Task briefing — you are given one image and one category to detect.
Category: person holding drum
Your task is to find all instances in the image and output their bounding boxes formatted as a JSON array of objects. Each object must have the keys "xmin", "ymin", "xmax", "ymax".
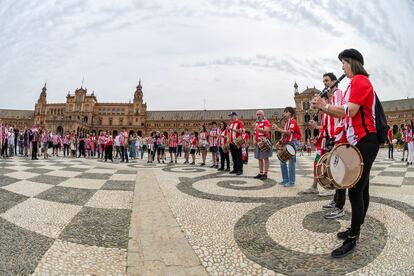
[
  {"xmin": 227, "ymin": 112, "xmax": 245, "ymax": 175},
  {"xmin": 311, "ymin": 48, "xmax": 380, "ymax": 258},
  {"xmin": 272, "ymin": 107, "xmax": 301, "ymax": 187},
  {"xmin": 253, "ymin": 110, "xmax": 272, "ymax": 180}
]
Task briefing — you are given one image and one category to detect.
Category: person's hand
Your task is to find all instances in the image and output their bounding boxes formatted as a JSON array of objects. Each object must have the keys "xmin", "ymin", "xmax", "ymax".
[{"xmin": 310, "ymin": 95, "xmax": 327, "ymax": 110}]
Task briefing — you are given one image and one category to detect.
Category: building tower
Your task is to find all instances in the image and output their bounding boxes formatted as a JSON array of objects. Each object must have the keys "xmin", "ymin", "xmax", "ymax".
[{"xmin": 34, "ymin": 83, "xmax": 47, "ymax": 126}]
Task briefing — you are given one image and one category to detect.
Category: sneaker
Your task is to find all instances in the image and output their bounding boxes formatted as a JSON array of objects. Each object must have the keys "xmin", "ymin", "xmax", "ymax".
[
  {"xmin": 324, "ymin": 208, "xmax": 345, "ymax": 219},
  {"xmin": 322, "ymin": 200, "xmax": 336, "ymax": 209},
  {"xmin": 169, "ymin": 161, "xmax": 173, "ymax": 163},
  {"xmin": 284, "ymin": 183, "xmax": 294, "ymax": 187},
  {"xmin": 218, "ymin": 168, "xmax": 224, "ymax": 171},
  {"xmin": 331, "ymin": 237, "xmax": 357, "ymax": 258},
  {"xmin": 278, "ymin": 180, "xmax": 289, "ymax": 185},
  {"xmin": 337, "ymin": 228, "xmax": 351, "ymax": 240},
  {"xmin": 190, "ymin": 162, "xmax": 195, "ymax": 165},
  {"xmin": 210, "ymin": 164, "xmax": 216, "ymax": 168},
  {"xmin": 200, "ymin": 163, "xmax": 205, "ymax": 166},
  {"xmin": 236, "ymin": 171, "xmax": 242, "ymax": 175},
  {"xmin": 300, "ymin": 187, "xmax": 319, "ymax": 194},
  {"xmin": 253, "ymin": 174, "xmax": 262, "ymax": 179},
  {"xmin": 229, "ymin": 170, "xmax": 237, "ymax": 174},
  {"xmin": 260, "ymin": 174, "xmax": 268, "ymax": 180},
  {"xmin": 318, "ymin": 189, "xmax": 336, "ymax": 197}
]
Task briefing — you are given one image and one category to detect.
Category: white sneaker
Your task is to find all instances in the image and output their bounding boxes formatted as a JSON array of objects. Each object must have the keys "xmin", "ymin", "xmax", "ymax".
[{"xmin": 318, "ymin": 189, "xmax": 336, "ymax": 197}]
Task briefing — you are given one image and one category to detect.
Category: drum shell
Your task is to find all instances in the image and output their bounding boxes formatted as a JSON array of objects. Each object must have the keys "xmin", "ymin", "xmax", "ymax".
[
  {"xmin": 258, "ymin": 138, "xmax": 272, "ymax": 152},
  {"xmin": 234, "ymin": 137, "xmax": 245, "ymax": 149},
  {"xmin": 316, "ymin": 152, "xmax": 335, "ymax": 189},
  {"xmin": 277, "ymin": 143, "xmax": 295, "ymax": 162}
]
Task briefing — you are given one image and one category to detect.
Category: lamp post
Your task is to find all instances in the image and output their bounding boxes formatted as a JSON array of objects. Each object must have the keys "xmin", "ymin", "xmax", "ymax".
[{"xmin": 175, "ymin": 112, "xmax": 178, "ymax": 133}]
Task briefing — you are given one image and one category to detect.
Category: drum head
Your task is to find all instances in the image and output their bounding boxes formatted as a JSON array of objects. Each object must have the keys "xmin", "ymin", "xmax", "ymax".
[
  {"xmin": 328, "ymin": 143, "xmax": 363, "ymax": 189},
  {"xmin": 285, "ymin": 144, "xmax": 296, "ymax": 156}
]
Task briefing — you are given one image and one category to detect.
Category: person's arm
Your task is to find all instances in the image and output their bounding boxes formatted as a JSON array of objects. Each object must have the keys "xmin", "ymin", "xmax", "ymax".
[{"xmin": 311, "ymin": 95, "xmax": 360, "ymax": 118}]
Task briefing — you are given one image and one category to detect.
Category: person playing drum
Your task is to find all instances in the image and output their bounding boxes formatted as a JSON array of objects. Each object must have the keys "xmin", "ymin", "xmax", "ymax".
[
  {"xmin": 311, "ymin": 48, "xmax": 380, "ymax": 258},
  {"xmin": 227, "ymin": 112, "xmax": 245, "ymax": 175},
  {"xmin": 253, "ymin": 110, "xmax": 272, "ymax": 180},
  {"xmin": 272, "ymin": 107, "xmax": 301, "ymax": 187}
]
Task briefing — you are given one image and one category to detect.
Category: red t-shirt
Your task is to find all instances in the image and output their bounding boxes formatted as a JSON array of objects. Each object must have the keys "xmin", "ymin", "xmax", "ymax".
[
  {"xmin": 229, "ymin": 119, "xmax": 244, "ymax": 142},
  {"xmin": 387, "ymin": 128, "xmax": 393, "ymax": 144},
  {"xmin": 254, "ymin": 119, "xmax": 271, "ymax": 143},
  {"xmin": 345, "ymin": 74, "xmax": 376, "ymax": 145},
  {"xmin": 169, "ymin": 133, "xmax": 178, "ymax": 147},
  {"xmin": 283, "ymin": 118, "xmax": 301, "ymax": 143}
]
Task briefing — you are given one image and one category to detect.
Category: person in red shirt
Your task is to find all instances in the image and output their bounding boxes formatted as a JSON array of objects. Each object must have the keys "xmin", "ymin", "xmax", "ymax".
[
  {"xmin": 227, "ymin": 112, "xmax": 245, "ymax": 175},
  {"xmin": 253, "ymin": 110, "xmax": 272, "ymax": 180},
  {"xmin": 218, "ymin": 121, "xmax": 230, "ymax": 171},
  {"xmin": 209, "ymin": 122, "xmax": 220, "ymax": 168},
  {"xmin": 273, "ymin": 107, "xmax": 301, "ymax": 187},
  {"xmin": 190, "ymin": 131, "xmax": 198, "ymax": 165},
  {"xmin": 311, "ymin": 48, "xmax": 380, "ymax": 258},
  {"xmin": 168, "ymin": 130, "xmax": 178, "ymax": 164}
]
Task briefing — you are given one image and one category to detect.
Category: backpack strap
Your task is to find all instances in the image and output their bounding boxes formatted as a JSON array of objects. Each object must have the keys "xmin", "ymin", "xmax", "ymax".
[{"xmin": 360, "ymin": 105, "xmax": 370, "ymax": 135}]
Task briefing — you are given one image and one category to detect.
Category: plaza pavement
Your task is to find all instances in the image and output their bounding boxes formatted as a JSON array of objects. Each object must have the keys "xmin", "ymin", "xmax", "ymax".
[{"xmin": 0, "ymin": 148, "xmax": 413, "ymax": 275}]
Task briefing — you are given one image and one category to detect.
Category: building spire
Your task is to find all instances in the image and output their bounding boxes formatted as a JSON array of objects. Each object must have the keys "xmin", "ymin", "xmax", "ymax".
[{"xmin": 81, "ymin": 77, "xmax": 84, "ymax": 89}]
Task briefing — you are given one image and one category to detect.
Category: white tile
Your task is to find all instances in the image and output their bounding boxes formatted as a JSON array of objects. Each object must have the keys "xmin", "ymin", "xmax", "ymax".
[
  {"xmin": 86, "ymin": 168, "xmax": 117, "ymax": 174},
  {"xmin": 371, "ymin": 176, "xmax": 404, "ymax": 186},
  {"xmin": 384, "ymin": 167, "xmax": 407, "ymax": 172},
  {"xmin": 2, "ymin": 180, "xmax": 53, "ymax": 197},
  {"xmin": 405, "ymin": 172, "xmax": 414, "ymax": 178},
  {"xmin": 4, "ymin": 171, "xmax": 40, "ymax": 180},
  {"xmin": 0, "ymin": 198, "xmax": 81, "ymax": 238},
  {"xmin": 85, "ymin": 190, "xmax": 133, "ymax": 209},
  {"xmin": 58, "ymin": 178, "xmax": 106, "ymax": 190},
  {"xmin": 45, "ymin": 170, "xmax": 82, "ymax": 178},
  {"xmin": 33, "ymin": 240, "xmax": 127, "ymax": 275},
  {"xmin": 4, "ymin": 165, "xmax": 30, "ymax": 171},
  {"xmin": 109, "ymin": 174, "xmax": 136, "ymax": 181}
]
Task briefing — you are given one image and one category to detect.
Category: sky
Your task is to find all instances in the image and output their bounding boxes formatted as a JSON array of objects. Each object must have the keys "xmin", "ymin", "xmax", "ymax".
[{"xmin": 0, "ymin": 0, "xmax": 413, "ymax": 111}]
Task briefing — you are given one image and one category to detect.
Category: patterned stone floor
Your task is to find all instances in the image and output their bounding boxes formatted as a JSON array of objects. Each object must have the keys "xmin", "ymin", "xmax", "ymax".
[
  {"xmin": 0, "ymin": 157, "xmax": 135, "ymax": 275},
  {"xmin": 1, "ymin": 148, "xmax": 413, "ymax": 275}
]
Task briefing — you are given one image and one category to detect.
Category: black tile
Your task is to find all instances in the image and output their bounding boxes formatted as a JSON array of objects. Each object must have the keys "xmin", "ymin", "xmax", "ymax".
[
  {"xmin": 0, "ymin": 176, "xmax": 21, "ymax": 187},
  {"xmin": 115, "ymin": 170, "xmax": 136, "ymax": 174},
  {"xmin": 75, "ymin": 173, "xmax": 112, "ymax": 180},
  {"xmin": 35, "ymin": 186, "xmax": 96, "ymax": 205},
  {"xmin": 24, "ymin": 168, "xmax": 54, "ymax": 175},
  {"xmin": 60, "ymin": 167, "xmax": 89, "ymax": 172},
  {"xmin": 0, "ymin": 217, "xmax": 54, "ymax": 275},
  {"xmin": 60, "ymin": 207, "xmax": 131, "ymax": 248},
  {"xmin": 102, "ymin": 180, "xmax": 135, "ymax": 191},
  {"xmin": 0, "ymin": 189, "xmax": 28, "ymax": 213},
  {"xmin": 27, "ymin": 175, "xmax": 69, "ymax": 185}
]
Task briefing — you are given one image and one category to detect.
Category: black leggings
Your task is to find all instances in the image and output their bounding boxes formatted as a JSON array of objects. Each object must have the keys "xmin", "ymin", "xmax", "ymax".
[
  {"xmin": 334, "ymin": 189, "xmax": 346, "ymax": 209},
  {"xmin": 349, "ymin": 134, "xmax": 379, "ymax": 236}
]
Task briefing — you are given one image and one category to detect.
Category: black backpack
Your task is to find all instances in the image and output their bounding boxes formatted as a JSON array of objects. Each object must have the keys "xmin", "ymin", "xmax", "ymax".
[{"xmin": 361, "ymin": 92, "xmax": 389, "ymax": 144}]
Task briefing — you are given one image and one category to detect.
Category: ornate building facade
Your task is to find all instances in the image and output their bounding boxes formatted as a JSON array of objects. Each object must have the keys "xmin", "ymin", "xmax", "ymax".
[{"xmin": 1, "ymin": 81, "xmax": 413, "ymax": 141}]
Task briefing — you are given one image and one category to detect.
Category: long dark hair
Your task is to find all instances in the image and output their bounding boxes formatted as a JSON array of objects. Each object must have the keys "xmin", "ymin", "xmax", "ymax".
[
  {"xmin": 342, "ymin": 57, "xmax": 369, "ymax": 77},
  {"xmin": 220, "ymin": 121, "xmax": 227, "ymax": 131}
]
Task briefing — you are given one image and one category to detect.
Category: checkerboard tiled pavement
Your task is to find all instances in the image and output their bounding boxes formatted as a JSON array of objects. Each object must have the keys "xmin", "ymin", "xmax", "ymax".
[{"xmin": 0, "ymin": 157, "xmax": 135, "ymax": 275}]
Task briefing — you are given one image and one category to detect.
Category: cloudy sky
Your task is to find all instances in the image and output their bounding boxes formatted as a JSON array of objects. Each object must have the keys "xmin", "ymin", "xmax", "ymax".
[{"xmin": 1, "ymin": 0, "xmax": 413, "ymax": 111}]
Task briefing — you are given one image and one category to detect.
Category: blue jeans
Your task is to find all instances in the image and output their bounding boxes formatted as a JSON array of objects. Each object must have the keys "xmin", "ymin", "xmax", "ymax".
[
  {"xmin": 280, "ymin": 156, "xmax": 296, "ymax": 185},
  {"xmin": 129, "ymin": 144, "xmax": 136, "ymax": 159}
]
